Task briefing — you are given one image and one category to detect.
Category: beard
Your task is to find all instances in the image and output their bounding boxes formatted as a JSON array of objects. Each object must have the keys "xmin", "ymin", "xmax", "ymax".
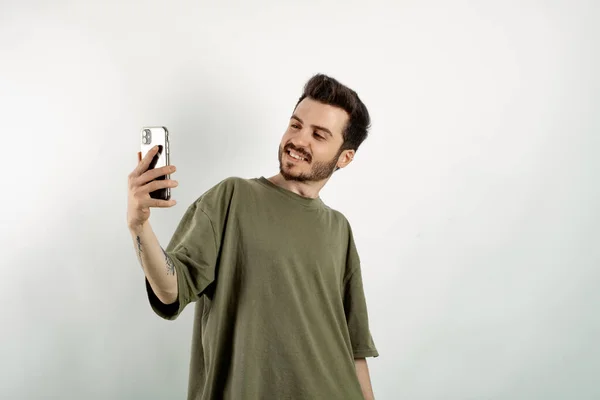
[{"xmin": 278, "ymin": 144, "xmax": 342, "ymax": 183}]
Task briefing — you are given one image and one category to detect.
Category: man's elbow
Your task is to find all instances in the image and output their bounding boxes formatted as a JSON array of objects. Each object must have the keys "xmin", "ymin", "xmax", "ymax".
[{"xmin": 155, "ymin": 290, "xmax": 177, "ymax": 305}]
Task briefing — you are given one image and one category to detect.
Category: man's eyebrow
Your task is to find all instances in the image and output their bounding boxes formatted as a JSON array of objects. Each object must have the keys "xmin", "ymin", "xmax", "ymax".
[{"xmin": 290, "ymin": 114, "xmax": 333, "ymax": 137}]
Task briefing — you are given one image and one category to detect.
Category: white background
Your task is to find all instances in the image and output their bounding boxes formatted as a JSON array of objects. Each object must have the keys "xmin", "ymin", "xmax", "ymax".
[{"xmin": 1, "ymin": 0, "xmax": 599, "ymax": 399}]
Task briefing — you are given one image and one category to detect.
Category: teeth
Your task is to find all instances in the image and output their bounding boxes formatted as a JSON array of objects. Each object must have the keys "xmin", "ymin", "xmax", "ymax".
[{"xmin": 288, "ymin": 150, "xmax": 305, "ymax": 161}]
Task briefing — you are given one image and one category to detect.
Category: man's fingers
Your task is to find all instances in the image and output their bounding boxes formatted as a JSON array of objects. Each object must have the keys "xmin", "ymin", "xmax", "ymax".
[
  {"xmin": 133, "ymin": 145, "xmax": 161, "ymax": 176},
  {"xmin": 139, "ymin": 165, "xmax": 176, "ymax": 185},
  {"xmin": 145, "ymin": 198, "xmax": 177, "ymax": 208},
  {"xmin": 138, "ymin": 151, "xmax": 141, "ymax": 163},
  {"xmin": 140, "ymin": 179, "xmax": 178, "ymax": 195}
]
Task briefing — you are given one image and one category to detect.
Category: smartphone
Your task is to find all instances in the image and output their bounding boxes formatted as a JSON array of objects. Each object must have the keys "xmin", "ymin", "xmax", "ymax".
[{"xmin": 140, "ymin": 126, "xmax": 171, "ymax": 200}]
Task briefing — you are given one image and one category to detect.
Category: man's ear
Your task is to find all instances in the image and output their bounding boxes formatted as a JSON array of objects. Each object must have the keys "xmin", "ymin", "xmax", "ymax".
[{"xmin": 338, "ymin": 149, "xmax": 355, "ymax": 169}]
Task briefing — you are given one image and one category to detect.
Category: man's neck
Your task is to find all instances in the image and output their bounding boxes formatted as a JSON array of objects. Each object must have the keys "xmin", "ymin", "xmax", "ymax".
[{"xmin": 266, "ymin": 174, "xmax": 328, "ymax": 199}]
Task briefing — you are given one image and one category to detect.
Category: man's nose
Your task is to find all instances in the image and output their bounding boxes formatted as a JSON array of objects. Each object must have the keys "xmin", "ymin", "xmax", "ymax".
[{"xmin": 291, "ymin": 129, "xmax": 312, "ymax": 150}]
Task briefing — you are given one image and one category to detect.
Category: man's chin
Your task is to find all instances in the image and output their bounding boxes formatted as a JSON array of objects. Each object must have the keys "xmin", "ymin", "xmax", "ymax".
[{"xmin": 280, "ymin": 168, "xmax": 308, "ymax": 182}]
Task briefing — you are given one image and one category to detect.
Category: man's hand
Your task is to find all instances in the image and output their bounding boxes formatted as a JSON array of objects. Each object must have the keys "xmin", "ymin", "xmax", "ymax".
[{"xmin": 127, "ymin": 146, "xmax": 178, "ymax": 233}]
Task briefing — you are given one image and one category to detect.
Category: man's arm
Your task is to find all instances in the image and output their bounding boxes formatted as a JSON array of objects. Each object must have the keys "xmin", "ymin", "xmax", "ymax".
[
  {"xmin": 130, "ymin": 221, "xmax": 178, "ymax": 304},
  {"xmin": 355, "ymin": 357, "xmax": 375, "ymax": 400}
]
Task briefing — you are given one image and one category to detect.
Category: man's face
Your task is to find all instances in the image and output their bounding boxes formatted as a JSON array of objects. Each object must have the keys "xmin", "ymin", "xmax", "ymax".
[{"xmin": 278, "ymin": 97, "xmax": 353, "ymax": 183}]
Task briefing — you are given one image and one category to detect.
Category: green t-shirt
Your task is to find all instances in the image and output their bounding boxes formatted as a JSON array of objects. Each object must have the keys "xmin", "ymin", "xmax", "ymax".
[{"xmin": 145, "ymin": 176, "xmax": 379, "ymax": 399}]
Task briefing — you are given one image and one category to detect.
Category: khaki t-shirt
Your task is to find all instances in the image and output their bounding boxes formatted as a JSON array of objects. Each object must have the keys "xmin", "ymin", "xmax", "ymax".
[{"xmin": 145, "ymin": 176, "xmax": 378, "ymax": 400}]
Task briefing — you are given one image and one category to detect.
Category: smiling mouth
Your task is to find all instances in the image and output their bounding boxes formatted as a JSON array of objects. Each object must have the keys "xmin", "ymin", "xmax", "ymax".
[{"xmin": 286, "ymin": 150, "xmax": 308, "ymax": 162}]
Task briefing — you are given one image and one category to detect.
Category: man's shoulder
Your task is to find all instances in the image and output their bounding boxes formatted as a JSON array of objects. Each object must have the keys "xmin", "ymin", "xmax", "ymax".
[
  {"xmin": 315, "ymin": 203, "xmax": 351, "ymax": 234},
  {"xmin": 189, "ymin": 175, "xmax": 256, "ymax": 206},
  {"xmin": 214, "ymin": 175, "xmax": 258, "ymax": 188},
  {"xmin": 328, "ymin": 207, "xmax": 348, "ymax": 222},
  {"xmin": 198, "ymin": 175, "xmax": 248, "ymax": 194}
]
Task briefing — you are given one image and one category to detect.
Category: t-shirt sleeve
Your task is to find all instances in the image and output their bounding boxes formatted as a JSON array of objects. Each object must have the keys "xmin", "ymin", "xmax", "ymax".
[
  {"xmin": 343, "ymin": 224, "xmax": 379, "ymax": 358},
  {"xmin": 146, "ymin": 199, "xmax": 219, "ymax": 321}
]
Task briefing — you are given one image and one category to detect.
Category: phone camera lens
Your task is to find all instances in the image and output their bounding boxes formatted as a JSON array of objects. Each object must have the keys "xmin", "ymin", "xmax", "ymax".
[{"xmin": 143, "ymin": 129, "xmax": 152, "ymax": 144}]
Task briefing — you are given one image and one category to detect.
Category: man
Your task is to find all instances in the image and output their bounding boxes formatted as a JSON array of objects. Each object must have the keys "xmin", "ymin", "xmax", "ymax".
[{"xmin": 126, "ymin": 74, "xmax": 379, "ymax": 399}]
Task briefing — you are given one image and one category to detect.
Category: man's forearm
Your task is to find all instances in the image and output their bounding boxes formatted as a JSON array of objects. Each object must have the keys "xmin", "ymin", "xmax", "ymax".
[
  {"xmin": 355, "ymin": 358, "xmax": 375, "ymax": 400},
  {"xmin": 130, "ymin": 222, "xmax": 178, "ymax": 304}
]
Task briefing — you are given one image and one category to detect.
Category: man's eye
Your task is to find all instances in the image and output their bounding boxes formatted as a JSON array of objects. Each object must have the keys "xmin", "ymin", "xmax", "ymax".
[
  {"xmin": 314, "ymin": 132, "xmax": 324, "ymax": 140},
  {"xmin": 291, "ymin": 124, "xmax": 300, "ymax": 129}
]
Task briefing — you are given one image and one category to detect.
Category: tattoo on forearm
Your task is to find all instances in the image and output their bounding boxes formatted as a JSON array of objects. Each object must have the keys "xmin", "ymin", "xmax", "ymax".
[
  {"xmin": 136, "ymin": 235, "xmax": 143, "ymax": 266},
  {"xmin": 162, "ymin": 247, "xmax": 175, "ymax": 276}
]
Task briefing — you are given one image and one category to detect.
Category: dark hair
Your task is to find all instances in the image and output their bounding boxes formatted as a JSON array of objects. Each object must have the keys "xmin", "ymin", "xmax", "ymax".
[{"xmin": 294, "ymin": 73, "xmax": 371, "ymax": 154}]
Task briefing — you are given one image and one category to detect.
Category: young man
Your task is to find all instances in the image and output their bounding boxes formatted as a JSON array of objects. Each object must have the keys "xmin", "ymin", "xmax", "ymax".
[{"xmin": 127, "ymin": 74, "xmax": 379, "ymax": 399}]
